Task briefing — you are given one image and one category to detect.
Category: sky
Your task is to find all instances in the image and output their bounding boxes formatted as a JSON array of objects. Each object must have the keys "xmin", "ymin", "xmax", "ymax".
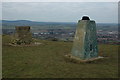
[{"xmin": 2, "ymin": 2, "xmax": 118, "ymax": 23}]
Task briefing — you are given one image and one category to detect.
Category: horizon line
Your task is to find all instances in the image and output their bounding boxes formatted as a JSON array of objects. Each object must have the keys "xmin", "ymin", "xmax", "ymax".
[{"xmin": 0, "ymin": 19, "xmax": 118, "ymax": 24}]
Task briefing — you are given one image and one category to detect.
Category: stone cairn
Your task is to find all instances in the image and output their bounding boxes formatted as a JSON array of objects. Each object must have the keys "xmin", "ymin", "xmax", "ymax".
[{"xmin": 11, "ymin": 26, "xmax": 32, "ymax": 45}]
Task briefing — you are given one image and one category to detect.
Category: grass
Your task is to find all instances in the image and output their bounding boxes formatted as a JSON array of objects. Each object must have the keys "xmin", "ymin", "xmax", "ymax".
[{"xmin": 2, "ymin": 35, "xmax": 118, "ymax": 78}]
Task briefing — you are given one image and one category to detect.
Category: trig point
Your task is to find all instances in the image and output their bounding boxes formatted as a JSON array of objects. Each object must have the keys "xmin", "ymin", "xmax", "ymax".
[{"xmin": 65, "ymin": 16, "xmax": 103, "ymax": 63}]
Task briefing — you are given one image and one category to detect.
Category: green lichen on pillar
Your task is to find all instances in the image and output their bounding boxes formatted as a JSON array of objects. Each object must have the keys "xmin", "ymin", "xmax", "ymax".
[{"xmin": 71, "ymin": 16, "xmax": 98, "ymax": 60}]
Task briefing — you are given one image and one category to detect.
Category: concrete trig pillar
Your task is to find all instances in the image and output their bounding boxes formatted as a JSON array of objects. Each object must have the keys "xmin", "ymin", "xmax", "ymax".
[{"xmin": 71, "ymin": 16, "xmax": 98, "ymax": 60}]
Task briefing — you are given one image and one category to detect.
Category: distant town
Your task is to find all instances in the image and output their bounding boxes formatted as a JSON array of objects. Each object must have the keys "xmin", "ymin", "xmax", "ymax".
[
  {"xmin": 2, "ymin": 28, "xmax": 118, "ymax": 44},
  {"xmin": 33, "ymin": 29, "xmax": 119, "ymax": 44},
  {"xmin": 1, "ymin": 20, "xmax": 119, "ymax": 44}
]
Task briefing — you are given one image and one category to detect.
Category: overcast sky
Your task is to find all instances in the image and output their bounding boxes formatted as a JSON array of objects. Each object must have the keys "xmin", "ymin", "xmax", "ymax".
[{"xmin": 2, "ymin": 2, "xmax": 118, "ymax": 23}]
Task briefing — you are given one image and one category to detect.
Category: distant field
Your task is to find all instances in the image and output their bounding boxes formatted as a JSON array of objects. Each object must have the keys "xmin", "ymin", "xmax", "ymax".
[{"xmin": 2, "ymin": 35, "xmax": 118, "ymax": 78}]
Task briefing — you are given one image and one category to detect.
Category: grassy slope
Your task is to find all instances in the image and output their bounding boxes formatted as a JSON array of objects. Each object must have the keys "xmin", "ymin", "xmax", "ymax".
[{"xmin": 2, "ymin": 35, "xmax": 118, "ymax": 78}]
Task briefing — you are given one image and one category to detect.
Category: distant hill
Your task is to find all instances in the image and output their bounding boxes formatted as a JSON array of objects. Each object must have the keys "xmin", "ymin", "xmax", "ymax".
[
  {"xmin": 1, "ymin": 20, "xmax": 118, "ymax": 31},
  {"xmin": 1, "ymin": 20, "xmax": 76, "ymax": 26},
  {"xmin": 1, "ymin": 20, "xmax": 77, "ymax": 29}
]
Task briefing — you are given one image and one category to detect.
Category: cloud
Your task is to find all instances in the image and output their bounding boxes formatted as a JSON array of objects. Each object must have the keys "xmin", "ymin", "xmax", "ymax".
[
  {"xmin": 2, "ymin": 0, "xmax": 119, "ymax": 2},
  {"xmin": 2, "ymin": 2, "xmax": 118, "ymax": 23}
]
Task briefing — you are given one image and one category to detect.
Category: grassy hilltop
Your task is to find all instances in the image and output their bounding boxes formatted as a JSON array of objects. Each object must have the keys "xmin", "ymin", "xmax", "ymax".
[{"xmin": 2, "ymin": 35, "xmax": 118, "ymax": 78}]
